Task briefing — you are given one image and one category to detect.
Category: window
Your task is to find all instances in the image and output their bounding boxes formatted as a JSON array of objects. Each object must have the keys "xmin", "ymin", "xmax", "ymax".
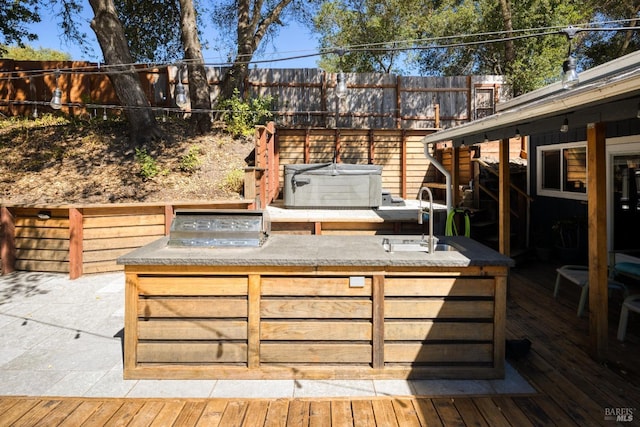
[
  {"xmin": 537, "ymin": 142, "xmax": 587, "ymax": 200},
  {"xmin": 475, "ymin": 88, "xmax": 495, "ymax": 119}
]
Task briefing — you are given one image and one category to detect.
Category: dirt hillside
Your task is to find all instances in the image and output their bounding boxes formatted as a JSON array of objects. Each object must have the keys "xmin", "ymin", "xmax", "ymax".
[{"xmin": 0, "ymin": 115, "xmax": 255, "ymax": 205}]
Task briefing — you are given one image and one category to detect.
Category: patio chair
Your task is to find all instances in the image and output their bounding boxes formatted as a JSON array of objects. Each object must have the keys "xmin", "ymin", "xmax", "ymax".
[
  {"xmin": 611, "ymin": 261, "xmax": 640, "ymax": 283},
  {"xmin": 617, "ymin": 294, "xmax": 640, "ymax": 341},
  {"xmin": 553, "ymin": 265, "xmax": 628, "ymax": 317}
]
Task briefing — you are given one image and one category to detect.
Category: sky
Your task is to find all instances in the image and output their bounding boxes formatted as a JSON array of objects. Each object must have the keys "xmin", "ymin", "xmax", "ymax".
[{"xmin": 24, "ymin": 7, "xmax": 321, "ymax": 69}]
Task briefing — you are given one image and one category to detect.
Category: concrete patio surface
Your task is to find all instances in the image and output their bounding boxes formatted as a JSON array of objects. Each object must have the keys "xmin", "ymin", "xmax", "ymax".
[{"xmin": 0, "ymin": 271, "xmax": 535, "ymax": 398}]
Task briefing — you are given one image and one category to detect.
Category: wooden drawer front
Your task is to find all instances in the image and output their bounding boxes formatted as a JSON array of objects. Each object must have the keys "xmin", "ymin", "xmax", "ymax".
[
  {"xmin": 260, "ymin": 276, "xmax": 373, "ymax": 365},
  {"xmin": 135, "ymin": 275, "xmax": 249, "ymax": 366},
  {"xmin": 138, "ymin": 342, "xmax": 248, "ymax": 363},
  {"xmin": 261, "ymin": 276, "xmax": 372, "ymax": 297},
  {"xmin": 385, "ymin": 321, "xmax": 493, "ymax": 341},
  {"xmin": 384, "ymin": 276, "xmax": 495, "ymax": 366},
  {"xmin": 261, "ymin": 321, "xmax": 372, "ymax": 341},
  {"xmin": 138, "ymin": 298, "xmax": 247, "ymax": 318},
  {"xmin": 139, "ymin": 319, "xmax": 248, "ymax": 340},
  {"xmin": 138, "ymin": 276, "xmax": 248, "ymax": 296},
  {"xmin": 261, "ymin": 343, "xmax": 371, "ymax": 364},
  {"xmin": 385, "ymin": 300, "xmax": 494, "ymax": 319},
  {"xmin": 385, "ymin": 343, "xmax": 493, "ymax": 364},
  {"xmin": 261, "ymin": 299, "xmax": 371, "ymax": 319},
  {"xmin": 385, "ymin": 277, "xmax": 494, "ymax": 297}
]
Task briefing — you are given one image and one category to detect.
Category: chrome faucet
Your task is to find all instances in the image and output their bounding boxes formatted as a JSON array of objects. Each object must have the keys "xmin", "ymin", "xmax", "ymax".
[{"xmin": 418, "ymin": 186, "xmax": 435, "ymax": 253}]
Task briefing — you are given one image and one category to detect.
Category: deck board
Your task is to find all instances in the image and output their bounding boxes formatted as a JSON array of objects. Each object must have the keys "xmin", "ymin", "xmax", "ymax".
[{"xmin": 2, "ymin": 259, "xmax": 640, "ymax": 426}]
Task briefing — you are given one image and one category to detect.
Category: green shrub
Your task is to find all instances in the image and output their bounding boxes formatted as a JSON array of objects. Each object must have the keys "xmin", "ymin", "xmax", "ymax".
[
  {"xmin": 220, "ymin": 168, "xmax": 244, "ymax": 193},
  {"xmin": 180, "ymin": 145, "xmax": 202, "ymax": 173},
  {"xmin": 218, "ymin": 89, "xmax": 274, "ymax": 137},
  {"xmin": 135, "ymin": 147, "xmax": 161, "ymax": 180}
]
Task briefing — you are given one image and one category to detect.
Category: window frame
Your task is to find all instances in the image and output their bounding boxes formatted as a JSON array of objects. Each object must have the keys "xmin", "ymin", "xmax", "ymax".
[{"xmin": 536, "ymin": 141, "xmax": 588, "ymax": 201}]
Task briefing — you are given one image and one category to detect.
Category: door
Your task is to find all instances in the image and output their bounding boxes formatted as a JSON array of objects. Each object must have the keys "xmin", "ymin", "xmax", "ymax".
[{"xmin": 612, "ymin": 153, "xmax": 640, "ymax": 253}]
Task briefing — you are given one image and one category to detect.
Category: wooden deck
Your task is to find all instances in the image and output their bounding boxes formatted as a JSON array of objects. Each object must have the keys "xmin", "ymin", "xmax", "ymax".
[{"xmin": 1, "ymin": 258, "xmax": 639, "ymax": 426}]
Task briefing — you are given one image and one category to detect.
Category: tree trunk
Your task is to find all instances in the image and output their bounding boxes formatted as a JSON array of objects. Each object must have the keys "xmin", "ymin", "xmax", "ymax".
[
  {"xmin": 179, "ymin": 0, "xmax": 211, "ymax": 134},
  {"xmin": 219, "ymin": 0, "xmax": 295, "ymax": 100},
  {"xmin": 88, "ymin": 0, "xmax": 165, "ymax": 145},
  {"xmin": 498, "ymin": 0, "xmax": 515, "ymax": 73}
]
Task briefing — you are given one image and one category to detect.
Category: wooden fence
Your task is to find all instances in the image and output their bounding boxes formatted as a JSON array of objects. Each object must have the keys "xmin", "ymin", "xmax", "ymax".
[
  {"xmin": 0, "ymin": 60, "xmax": 509, "ymax": 129},
  {"xmin": 247, "ymin": 127, "xmax": 474, "ymax": 206}
]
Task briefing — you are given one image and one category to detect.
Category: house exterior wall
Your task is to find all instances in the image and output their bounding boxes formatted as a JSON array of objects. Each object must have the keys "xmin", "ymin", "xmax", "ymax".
[{"xmin": 529, "ymin": 118, "xmax": 640, "ymax": 262}]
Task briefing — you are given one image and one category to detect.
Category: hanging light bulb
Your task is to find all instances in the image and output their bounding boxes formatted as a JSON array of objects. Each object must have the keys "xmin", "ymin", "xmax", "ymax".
[
  {"xmin": 174, "ymin": 66, "xmax": 189, "ymax": 109},
  {"xmin": 562, "ymin": 56, "xmax": 579, "ymax": 89},
  {"xmin": 560, "ymin": 117, "xmax": 569, "ymax": 133},
  {"xmin": 50, "ymin": 88, "xmax": 62, "ymax": 109},
  {"xmin": 103, "ymin": 108, "xmax": 108, "ymax": 121},
  {"xmin": 560, "ymin": 27, "xmax": 580, "ymax": 90},
  {"xmin": 50, "ymin": 70, "xmax": 63, "ymax": 109},
  {"xmin": 32, "ymin": 105, "xmax": 38, "ymax": 119},
  {"xmin": 336, "ymin": 72, "xmax": 347, "ymax": 98},
  {"xmin": 175, "ymin": 82, "xmax": 188, "ymax": 109}
]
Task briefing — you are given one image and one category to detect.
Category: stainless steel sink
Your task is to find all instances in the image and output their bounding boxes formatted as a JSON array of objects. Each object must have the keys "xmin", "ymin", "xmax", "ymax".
[
  {"xmin": 433, "ymin": 243, "xmax": 458, "ymax": 252},
  {"xmin": 382, "ymin": 238, "xmax": 458, "ymax": 253}
]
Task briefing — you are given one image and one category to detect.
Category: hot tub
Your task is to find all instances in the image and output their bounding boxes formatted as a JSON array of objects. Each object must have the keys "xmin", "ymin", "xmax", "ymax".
[{"xmin": 284, "ymin": 163, "xmax": 382, "ymax": 208}]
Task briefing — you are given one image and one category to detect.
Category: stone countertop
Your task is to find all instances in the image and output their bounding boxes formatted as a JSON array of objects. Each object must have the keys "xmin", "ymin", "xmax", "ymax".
[
  {"xmin": 117, "ymin": 235, "xmax": 514, "ymax": 268},
  {"xmin": 265, "ymin": 200, "xmax": 448, "ymax": 223}
]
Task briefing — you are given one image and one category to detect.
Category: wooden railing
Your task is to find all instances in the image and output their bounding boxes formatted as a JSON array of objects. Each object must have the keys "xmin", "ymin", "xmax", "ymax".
[{"xmin": 244, "ymin": 122, "xmax": 278, "ymax": 208}]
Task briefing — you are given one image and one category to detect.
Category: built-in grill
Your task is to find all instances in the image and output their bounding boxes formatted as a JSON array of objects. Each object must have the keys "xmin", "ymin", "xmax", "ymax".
[{"xmin": 168, "ymin": 209, "xmax": 269, "ymax": 247}]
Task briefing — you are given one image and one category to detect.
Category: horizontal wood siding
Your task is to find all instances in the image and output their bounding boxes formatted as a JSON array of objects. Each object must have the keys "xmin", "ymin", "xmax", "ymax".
[
  {"xmin": 125, "ymin": 267, "xmax": 507, "ymax": 379},
  {"xmin": 384, "ymin": 276, "xmax": 496, "ymax": 367},
  {"xmin": 13, "ymin": 208, "xmax": 70, "ymax": 273},
  {"xmin": 82, "ymin": 206, "xmax": 166, "ymax": 274},
  {"xmin": 260, "ymin": 276, "xmax": 373, "ymax": 366},
  {"xmin": 374, "ymin": 131, "xmax": 403, "ymax": 196},
  {"xmin": 406, "ymin": 134, "xmax": 433, "ymax": 200},
  {"xmin": 135, "ymin": 275, "xmax": 249, "ymax": 365},
  {"xmin": 276, "ymin": 129, "xmax": 436, "ymax": 201},
  {"xmin": 1, "ymin": 201, "xmax": 251, "ymax": 278}
]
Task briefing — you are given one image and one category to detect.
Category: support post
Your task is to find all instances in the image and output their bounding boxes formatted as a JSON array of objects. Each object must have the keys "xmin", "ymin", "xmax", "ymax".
[
  {"xmin": 499, "ymin": 138, "xmax": 511, "ymax": 256},
  {"xmin": 1, "ymin": 206, "xmax": 16, "ymax": 274},
  {"xmin": 587, "ymin": 122, "xmax": 608, "ymax": 361},
  {"xmin": 69, "ymin": 208, "xmax": 83, "ymax": 279},
  {"xmin": 401, "ymin": 130, "xmax": 407, "ymax": 199},
  {"xmin": 372, "ymin": 274, "xmax": 385, "ymax": 369},
  {"xmin": 164, "ymin": 205, "xmax": 173, "ymax": 235},
  {"xmin": 452, "ymin": 146, "xmax": 460, "ymax": 207}
]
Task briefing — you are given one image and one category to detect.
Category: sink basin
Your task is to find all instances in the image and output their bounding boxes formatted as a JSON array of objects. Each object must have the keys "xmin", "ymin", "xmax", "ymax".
[
  {"xmin": 433, "ymin": 243, "xmax": 458, "ymax": 252},
  {"xmin": 382, "ymin": 238, "xmax": 457, "ymax": 253}
]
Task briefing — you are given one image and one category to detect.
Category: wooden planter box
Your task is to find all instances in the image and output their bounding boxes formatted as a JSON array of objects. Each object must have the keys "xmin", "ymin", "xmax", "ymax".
[{"xmin": 0, "ymin": 202, "xmax": 252, "ymax": 278}]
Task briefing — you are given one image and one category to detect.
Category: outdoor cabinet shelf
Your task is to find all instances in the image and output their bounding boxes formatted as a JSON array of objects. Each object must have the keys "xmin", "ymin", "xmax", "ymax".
[{"xmin": 121, "ymin": 235, "xmax": 510, "ymax": 381}]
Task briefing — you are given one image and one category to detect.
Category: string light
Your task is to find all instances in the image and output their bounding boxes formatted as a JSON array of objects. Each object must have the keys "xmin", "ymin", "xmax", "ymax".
[
  {"xmin": 0, "ymin": 18, "xmax": 637, "ymax": 120},
  {"xmin": 0, "ymin": 19, "xmax": 637, "ymax": 82}
]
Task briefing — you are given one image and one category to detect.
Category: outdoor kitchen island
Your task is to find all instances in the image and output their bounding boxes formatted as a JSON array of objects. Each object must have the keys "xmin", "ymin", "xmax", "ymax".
[{"xmin": 118, "ymin": 234, "xmax": 513, "ymax": 380}]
